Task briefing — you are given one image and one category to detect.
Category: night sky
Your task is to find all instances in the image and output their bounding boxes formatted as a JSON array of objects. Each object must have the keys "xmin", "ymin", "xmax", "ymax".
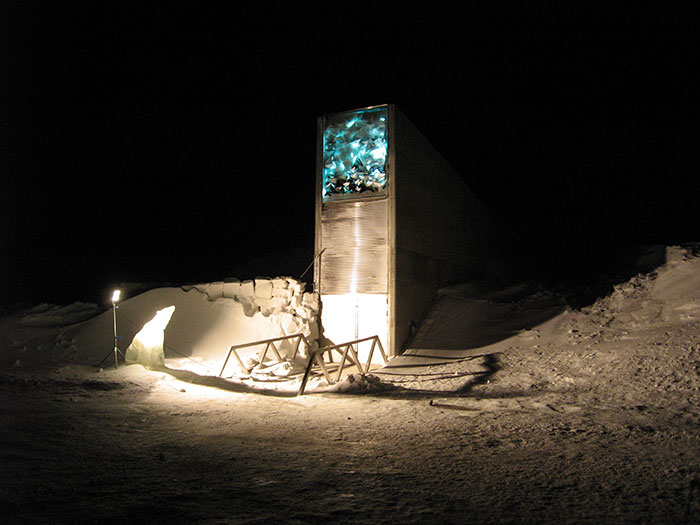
[{"xmin": 1, "ymin": 4, "xmax": 697, "ymax": 307}]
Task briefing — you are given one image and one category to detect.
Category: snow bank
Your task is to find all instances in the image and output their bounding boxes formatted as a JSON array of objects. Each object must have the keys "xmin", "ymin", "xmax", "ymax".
[
  {"xmin": 577, "ymin": 245, "xmax": 700, "ymax": 330},
  {"xmin": 652, "ymin": 246, "xmax": 700, "ymax": 322},
  {"xmin": 1, "ymin": 277, "xmax": 319, "ymax": 373},
  {"xmin": 20, "ymin": 302, "xmax": 102, "ymax": 327},
  {"xmin": 3, "ymin": 245, "xmax": 699, "ymax": 388}
]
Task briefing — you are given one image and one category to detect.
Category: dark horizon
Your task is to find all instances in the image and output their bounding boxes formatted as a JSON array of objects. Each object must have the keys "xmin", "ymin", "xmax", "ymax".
[{"xmin": 1, "ymin": 4, "xmax": 697, "ymax": 307}]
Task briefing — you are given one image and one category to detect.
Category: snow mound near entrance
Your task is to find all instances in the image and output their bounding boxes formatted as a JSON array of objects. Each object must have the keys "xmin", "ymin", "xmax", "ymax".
[
  {"xmin": 0, "ymin": 278, "xmax": 319, "ymax": 373},
  {"xmin": 576, "ymin": 244, "xmax": 700, "ymax": 332}
]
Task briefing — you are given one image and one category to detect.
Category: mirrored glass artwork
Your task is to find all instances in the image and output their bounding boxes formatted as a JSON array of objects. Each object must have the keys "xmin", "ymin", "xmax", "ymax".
[{"xmin": 322, "ymin": 106, "xmax": 388, "ymax": 201}]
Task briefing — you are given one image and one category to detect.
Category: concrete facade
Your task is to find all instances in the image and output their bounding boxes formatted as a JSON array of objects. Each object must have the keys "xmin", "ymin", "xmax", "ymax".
[{"xmin": 315, "ymin": 104, "xmax": 493, "ymax": 357}]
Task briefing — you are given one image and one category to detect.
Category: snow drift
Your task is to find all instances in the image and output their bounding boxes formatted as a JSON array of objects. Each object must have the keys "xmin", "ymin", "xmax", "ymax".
[
  {"xmin": 0, "ymin": 277, "xmax": 320, "ymax": 375},
  {"xmin": 1, "ymin": 245, "xmax": 700, "ymax": 523}
]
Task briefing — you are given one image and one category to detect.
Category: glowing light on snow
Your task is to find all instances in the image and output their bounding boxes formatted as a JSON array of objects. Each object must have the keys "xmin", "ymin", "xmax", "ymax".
[
  {"xmin": 125, "ymin": 306, "xmax": 175, "ymax": 369},
  {"xmin": 320, "ymin": 294, "xmax": 387, "ymax": 364},
  {"xmin": 146, "ymin": 370, "xmax": 250, "ymax": 401}
]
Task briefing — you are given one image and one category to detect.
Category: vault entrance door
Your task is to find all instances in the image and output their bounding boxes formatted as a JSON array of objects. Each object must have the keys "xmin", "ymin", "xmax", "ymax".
[
  {"xmin": 318, "ymin": 199, "xmax": 389, "ymax": 363},
  {"xmin": 319, "ymin": 294, "xmax": 387, "ymax": 364}
]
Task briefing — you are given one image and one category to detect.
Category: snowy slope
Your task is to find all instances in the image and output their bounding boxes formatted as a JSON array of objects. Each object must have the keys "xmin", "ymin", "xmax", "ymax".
[{"xmin": 1, "ymin": 245, "xmax": 699, "ymax": 523}]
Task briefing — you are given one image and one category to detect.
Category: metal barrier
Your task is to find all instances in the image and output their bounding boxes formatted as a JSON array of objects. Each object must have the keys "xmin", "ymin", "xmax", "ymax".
[
  {"xmin": 298, "ymin": 335, "xmax": 388, "ymax": 395},
  {"xmin": 219, "ymin": 333, "xmax": 310, "ymax": 377},
  {"xmin": 218, "ymin": 333, "xmax": 389, "ymax": 396}
]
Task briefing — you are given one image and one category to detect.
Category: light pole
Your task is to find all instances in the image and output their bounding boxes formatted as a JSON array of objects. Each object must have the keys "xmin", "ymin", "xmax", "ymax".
[{"xmin": 111, "ymin": 289, "xmax": 121, "ymax": 368}]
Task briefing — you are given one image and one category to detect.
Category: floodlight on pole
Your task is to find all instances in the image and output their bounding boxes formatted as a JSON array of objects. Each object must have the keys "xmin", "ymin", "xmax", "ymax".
[{"xmin": 112, "ymin": 289, "xmax": 121, "ymax": 368}]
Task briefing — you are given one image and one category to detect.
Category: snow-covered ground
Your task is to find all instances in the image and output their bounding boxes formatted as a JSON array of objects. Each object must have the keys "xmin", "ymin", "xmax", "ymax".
[{"xmin": 2, "ymin": 245, "xmax": 700, "ymax": 523}]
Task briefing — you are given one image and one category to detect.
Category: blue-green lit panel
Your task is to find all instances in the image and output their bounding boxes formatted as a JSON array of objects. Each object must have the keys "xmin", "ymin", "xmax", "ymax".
[{"xmin": 322, "ymin": 106, "xmax": 388, "ymax": 201}]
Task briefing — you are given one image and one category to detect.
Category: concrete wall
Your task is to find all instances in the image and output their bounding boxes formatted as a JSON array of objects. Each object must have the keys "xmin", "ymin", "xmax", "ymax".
[{"xmin": 392, "ymin": 106, "xmax": 494, "ymax": 353}]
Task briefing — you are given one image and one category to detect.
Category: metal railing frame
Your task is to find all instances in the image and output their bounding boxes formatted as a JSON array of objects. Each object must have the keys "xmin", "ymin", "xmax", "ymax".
[
  {"xmin": 218, "ymin": 333, "xmax": 388, "ymax": 396},
  {"xmin": 298, "ymin": 335, "xmax": 388, "ymax": 395},
  {"xmin": 219, "ymin": 333, "xmax": 310, "ymax": 377}
]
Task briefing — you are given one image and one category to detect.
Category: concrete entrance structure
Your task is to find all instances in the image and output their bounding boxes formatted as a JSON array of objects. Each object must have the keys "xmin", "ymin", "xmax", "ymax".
[{"xmin": 314, "ymin": 104, "xmax": 493, "ymax": 359}]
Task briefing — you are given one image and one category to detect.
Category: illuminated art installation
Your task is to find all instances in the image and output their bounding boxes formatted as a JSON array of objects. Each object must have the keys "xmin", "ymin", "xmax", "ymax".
[
  {"xmin": 315, "ymin": 104, "xmax": 493, "ymax": 360},
  {"xmin": 322, "ymin": 106, "xmax": 388, "ymax": 200},
  {"xmin": 125, "ymin": 305, "xmax": 175, "ymax": 369}
]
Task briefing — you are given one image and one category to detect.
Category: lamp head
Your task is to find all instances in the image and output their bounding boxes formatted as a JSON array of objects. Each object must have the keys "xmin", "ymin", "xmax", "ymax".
[{"xmin": 111, "ymin": 289, "xmax": 121, "ymax": 303}]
